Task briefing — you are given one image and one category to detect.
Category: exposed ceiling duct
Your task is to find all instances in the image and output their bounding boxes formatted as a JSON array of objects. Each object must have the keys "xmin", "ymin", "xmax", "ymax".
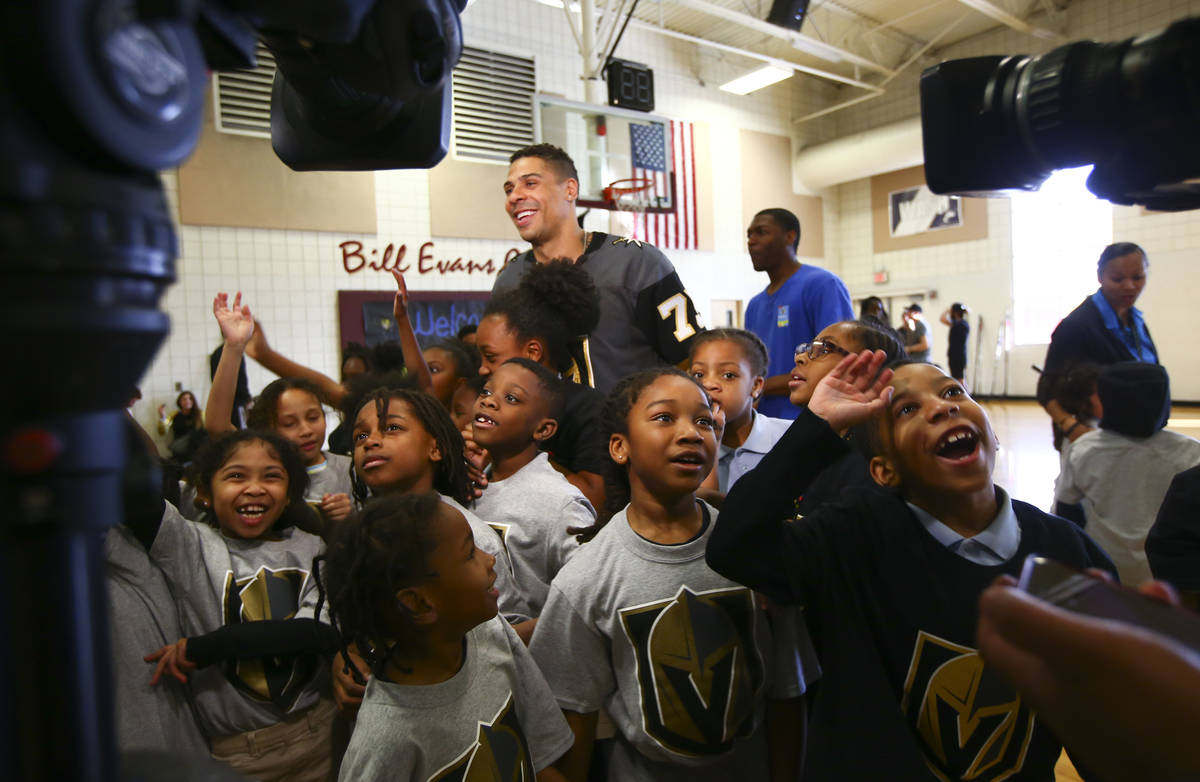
[{"xmin": 794, "ymin": 116, "xmax": 924, "ymax": 190}]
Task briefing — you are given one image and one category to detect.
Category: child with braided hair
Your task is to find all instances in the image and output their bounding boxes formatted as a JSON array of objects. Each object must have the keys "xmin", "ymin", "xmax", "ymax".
[
  {"xmin": 330, "ymin": 388, "xmax": 530, "ymax": 715},
  {"xmin": 320, "ymin": 492, "xmax": 572, "ymax": 781}
]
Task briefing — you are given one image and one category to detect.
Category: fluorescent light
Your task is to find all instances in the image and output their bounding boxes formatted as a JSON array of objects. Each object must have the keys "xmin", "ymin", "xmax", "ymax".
[
  {"xmin": 533, "ymin": 0, "xmax": 580, "ymax": 10},
  {"xmin": 719, "ymin": 64, "xmax": 793, "ymax": 95}
]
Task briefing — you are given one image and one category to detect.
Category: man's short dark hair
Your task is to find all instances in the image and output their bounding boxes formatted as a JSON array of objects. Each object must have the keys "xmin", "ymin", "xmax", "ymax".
[
  {"xmin": 509, "ymin": 143, "xmax": 579, "ymax": 183},
  {"xmin": 906, "ymin": 303, "xmax": 922, "ymax": 314},
  {"xmin": 754, "ymin": 208, "xmax": 801, "ymax": 251}
]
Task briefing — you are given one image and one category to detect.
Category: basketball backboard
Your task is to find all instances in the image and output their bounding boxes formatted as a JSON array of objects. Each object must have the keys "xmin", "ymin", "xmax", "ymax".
[{"xmin": 536, "ymin": 95, "xmax": 675, "ymax": 214}]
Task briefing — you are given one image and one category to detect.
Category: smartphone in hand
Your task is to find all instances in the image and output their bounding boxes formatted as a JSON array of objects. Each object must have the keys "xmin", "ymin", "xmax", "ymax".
[{"xmin": 1018, "ymin": 555, "xmax": 1200, "ymax": 652}]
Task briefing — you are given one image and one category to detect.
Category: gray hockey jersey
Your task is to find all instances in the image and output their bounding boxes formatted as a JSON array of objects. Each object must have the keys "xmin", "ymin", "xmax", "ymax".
[{"xmin": 493, "ymin": 232, "xmax": 702, "ymax": 393}]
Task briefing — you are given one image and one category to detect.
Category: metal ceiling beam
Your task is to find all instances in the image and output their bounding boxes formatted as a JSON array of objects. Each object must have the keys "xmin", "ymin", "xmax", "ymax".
[
  {"xmin": 667, "ymin": 0, "xmax": 894, "ymax": 74},
  {"xmin": 627, "ymin": 18, "xmax": 883, "ymax": 90},
  {"xmin": 809, "ymin": 0, "xmax": 928, "ymax": 51},
  {"xmin": 949, "ymin": 0, "xmax": 1063, "ymax": 39}
]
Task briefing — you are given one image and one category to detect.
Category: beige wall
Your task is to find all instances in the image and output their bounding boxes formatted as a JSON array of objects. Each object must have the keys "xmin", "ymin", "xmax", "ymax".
[
  {"xmin": 178, "ymin": 99, "xmax": 376, "ymax": 234},
  {"xmin": 429, "ymin": 156, "xmax": 522, "ymax": 241},
  {"xmin": 739, "ymin": 129, "xmax": 823, "ymax": 258}
]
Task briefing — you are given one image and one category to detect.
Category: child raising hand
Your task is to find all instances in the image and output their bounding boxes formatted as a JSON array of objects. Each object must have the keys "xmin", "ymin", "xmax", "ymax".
[{"xmin": 207, "ymin": 292, "xmax": 354, "ymax": 534}]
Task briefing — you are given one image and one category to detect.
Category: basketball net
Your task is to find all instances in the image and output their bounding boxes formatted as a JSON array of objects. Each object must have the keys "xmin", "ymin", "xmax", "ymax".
[{"xmin": 604, "ymin": 178, "xmax": 654, "ymax": 240}]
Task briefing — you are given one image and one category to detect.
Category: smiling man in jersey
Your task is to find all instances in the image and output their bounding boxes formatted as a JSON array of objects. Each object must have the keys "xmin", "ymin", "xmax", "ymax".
[{"xmin": 494, "ymin": 143, "xmax": 703, "ymax": 394}]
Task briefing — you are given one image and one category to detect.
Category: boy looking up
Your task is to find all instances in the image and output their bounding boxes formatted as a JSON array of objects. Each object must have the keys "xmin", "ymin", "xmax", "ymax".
[
  {"xmin": 708, "ymin": 354, "xmax": 1114, "ymax": 782},
  {"xmin": 472, "ymin": 359, "xmax": 595, "ymax": 634}
]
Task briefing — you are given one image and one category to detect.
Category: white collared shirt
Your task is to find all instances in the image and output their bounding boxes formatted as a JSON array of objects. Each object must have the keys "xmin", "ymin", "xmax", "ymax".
[
  {"xmin": 906, "ymin": 486, "xmax": 1021, "ymax": 566},
  {"xmin": 718, "ymin": 411, "xmax": 793, "ymax": 493}
]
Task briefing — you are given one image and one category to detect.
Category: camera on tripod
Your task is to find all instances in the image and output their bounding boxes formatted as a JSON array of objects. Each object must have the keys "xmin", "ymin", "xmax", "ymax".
[{"xmin": 920, "ymin": 16, "xmax": 1200, "ymax": 211}]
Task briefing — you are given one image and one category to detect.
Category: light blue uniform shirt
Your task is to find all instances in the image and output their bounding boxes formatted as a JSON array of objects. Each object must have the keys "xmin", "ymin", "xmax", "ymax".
[
  {"xmin": 717, "ymin": 411, "xmax": 793, "ymax": 493},
  {"xmin": 906, "ymin": 486, "xmax": 1022, "ymax": 566},
  {"xmin": 1091, "ymin": 289, "xmax": 1157, "ymax": 363}
]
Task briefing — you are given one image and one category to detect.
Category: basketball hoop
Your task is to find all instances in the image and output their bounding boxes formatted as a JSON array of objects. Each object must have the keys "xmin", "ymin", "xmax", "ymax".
[{"xmin": 603, "ymin": 177, "xmax": 656, "ymax": 212}]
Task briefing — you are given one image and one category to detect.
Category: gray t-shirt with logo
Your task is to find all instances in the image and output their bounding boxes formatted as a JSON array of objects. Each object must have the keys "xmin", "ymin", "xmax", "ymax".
[
  {"xmin": 441, "ymin": 495, "xmax": 532, "ymax": 625},
  {"xmin": 529, "ymin": 503, "xmax": 802, "ymax": 782},
  {"xmin": 473, "ymin": 452, "xmax": 593, "ymax": 616},
  {"xmin": 338, "ymin": 616, "xmax": 574, "ymax": 781},
  {"xmin": 149, "ymin": 502, "xmax": 327, "ymax": 736}
]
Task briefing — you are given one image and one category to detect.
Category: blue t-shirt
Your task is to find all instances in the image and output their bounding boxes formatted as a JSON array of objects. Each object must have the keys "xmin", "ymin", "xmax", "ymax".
[{"xmin": 745, "ymin": 265, "xmax": 854, "ymax": 419}]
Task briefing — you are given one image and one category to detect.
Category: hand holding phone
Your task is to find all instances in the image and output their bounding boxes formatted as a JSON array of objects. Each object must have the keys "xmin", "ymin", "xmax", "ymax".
[
  {"xmin": 1017, "ymin": 555, "xmax": 1200, "ymax": 652},
  {"xmin": 978, "ymin": 569, "xmax": 1200, "ymax": 782}
]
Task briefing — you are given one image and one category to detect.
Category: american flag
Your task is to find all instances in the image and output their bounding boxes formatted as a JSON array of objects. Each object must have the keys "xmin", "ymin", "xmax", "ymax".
[{"xmin": 629, "ymin": 119, "xmax": 698, "ymax": 250}]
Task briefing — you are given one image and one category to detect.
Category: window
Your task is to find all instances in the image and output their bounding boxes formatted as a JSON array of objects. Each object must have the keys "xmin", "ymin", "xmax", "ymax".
[
  {"xmin": 1010, "ymin": 166, "xmax": 1113, "ymax": 345},
  {"xmin": 451, "ymin": 47, "xmax": 536, "ymax": 162}
]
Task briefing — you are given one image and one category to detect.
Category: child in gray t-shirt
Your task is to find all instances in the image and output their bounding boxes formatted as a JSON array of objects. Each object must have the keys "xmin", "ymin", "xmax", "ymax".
[
  {"xmin": 127, "ymin": 430, "xmax": 338, "ymax": 781},
  {"xmin": 529, "ymin": 369, "xmax": 803, "ymax": 782},
  {"xmin": 471, "ymin": 359, "xmax": 595, "ymax": 626},
  {"xmin": 323, "ymin": 493, "xmax": 573, "ymax": 781}
]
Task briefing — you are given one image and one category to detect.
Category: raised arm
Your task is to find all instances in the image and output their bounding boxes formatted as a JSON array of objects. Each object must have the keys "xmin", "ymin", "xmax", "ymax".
[
  {"xmin": 707, "ymin": 350, "xmax": 892, "ymax": 601},
  {"xmin": 244, "ymin": 316, "xmax": 347, "ymax": 406},
  {"xmin": 390, "ymin": 269, "xmax": 433, "ymax": 393},
  {"xmin": 206, "ymin": 292, "xmax": 255, "ymax": 437}
]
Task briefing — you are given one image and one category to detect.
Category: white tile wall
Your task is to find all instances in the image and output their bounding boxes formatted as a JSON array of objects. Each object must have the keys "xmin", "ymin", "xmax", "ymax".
[{"xmin": 136, "ymin": 0, "xmax": 828, "ymax": 442}]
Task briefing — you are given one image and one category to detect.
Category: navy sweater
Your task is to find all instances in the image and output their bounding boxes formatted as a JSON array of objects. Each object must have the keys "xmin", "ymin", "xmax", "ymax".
[
  {"xmin": 1037, "ymin": 296, "xmax": 1157, "ymax": 405},
  {"xmin": 708, "ymin": 411, "xmax": 1115, "ymax": 781}
]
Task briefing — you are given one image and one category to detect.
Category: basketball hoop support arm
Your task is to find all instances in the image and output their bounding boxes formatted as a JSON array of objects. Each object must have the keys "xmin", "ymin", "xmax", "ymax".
[{"xmin": 578, "ymin": 0, "xmax": 612, "ymax": 104}]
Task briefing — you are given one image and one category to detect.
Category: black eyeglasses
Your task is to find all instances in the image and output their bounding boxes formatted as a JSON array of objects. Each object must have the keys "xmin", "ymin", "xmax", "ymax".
[{"xmin": 795, "ymin": 340, "xmax": 850, "ymax": 362}]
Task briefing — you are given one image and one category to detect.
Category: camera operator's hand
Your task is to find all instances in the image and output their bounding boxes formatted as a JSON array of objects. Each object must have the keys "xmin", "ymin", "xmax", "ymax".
[
  {"xmin": 213, "ymin": 292, "xmax": 254, "ymax": 350},
  {"xmin": 978, "ymin": 578, "xmax": 1200, "ymax": 782}
]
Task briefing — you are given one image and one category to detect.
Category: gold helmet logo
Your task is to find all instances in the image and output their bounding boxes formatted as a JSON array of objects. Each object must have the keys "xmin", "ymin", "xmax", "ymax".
[
  {"xmin": 901, "ymin": 631, "xmax": 1036, "ymax": 781},
  {"xmin": 220, "ymin": 566, "xmax": 318, "ymax": 709},
  {"xmin": 619, "ymin": 585, "xmax": 764, "ymax": 757},
  {"xmin": 431, "ymin": 693, "xmax": 535, "ymax": 782}
]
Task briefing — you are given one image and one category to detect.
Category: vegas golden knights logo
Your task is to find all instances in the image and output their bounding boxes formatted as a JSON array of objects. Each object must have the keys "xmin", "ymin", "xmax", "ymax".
[
  {"xmin": 430, "ymin": 693, "xmax": 534, "ymax": 782},
  {"xmin": 619, "ymin": 585, "xmax": 763, "ymax": 757},
  {"xmin": 221, "ymin": 566, "xmax": 318, "ymax": 711},
  {"xmin": 487, "ymin": 522, "xmax": 512, "ymax": 557},
  {"xmin": 901, "ymin": 631, "xmax": 1036, "ymax": 781}
]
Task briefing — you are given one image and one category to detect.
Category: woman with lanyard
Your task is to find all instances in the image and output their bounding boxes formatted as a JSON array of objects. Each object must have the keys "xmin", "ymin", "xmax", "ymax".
[{"xmin": 1038, "ymin": 241, "xmax": 1158, "ymax": 446}]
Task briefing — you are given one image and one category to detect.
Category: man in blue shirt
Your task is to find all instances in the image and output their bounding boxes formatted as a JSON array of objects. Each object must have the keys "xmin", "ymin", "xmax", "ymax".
[{"xmin": 743, "ymin": 208, "xmax": 854, "ymax": 419}]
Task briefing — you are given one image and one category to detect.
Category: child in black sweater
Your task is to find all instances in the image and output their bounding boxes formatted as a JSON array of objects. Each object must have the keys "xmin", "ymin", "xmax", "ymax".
[{"xmin": 708, "ymin": 353, "xmax": 1114, "ymax": 782}]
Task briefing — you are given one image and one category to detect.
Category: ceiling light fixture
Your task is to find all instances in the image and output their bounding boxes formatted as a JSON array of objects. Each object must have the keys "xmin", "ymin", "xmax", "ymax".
[{"xmin": 719, "ymin": 64, "xmax": 793, "ymax": 95}]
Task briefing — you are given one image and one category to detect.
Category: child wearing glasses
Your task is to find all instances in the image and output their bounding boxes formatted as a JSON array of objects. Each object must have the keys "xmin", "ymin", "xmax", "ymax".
[{"xmin": 785, "ymin": 320, "xmax": 906, "ymax": 512}]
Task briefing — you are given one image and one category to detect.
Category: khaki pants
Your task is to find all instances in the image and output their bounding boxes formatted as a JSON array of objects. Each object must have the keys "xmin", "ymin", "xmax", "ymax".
[{"xmin": 210, "ymin": 697, "xmax": 336, "ymax": 782}]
